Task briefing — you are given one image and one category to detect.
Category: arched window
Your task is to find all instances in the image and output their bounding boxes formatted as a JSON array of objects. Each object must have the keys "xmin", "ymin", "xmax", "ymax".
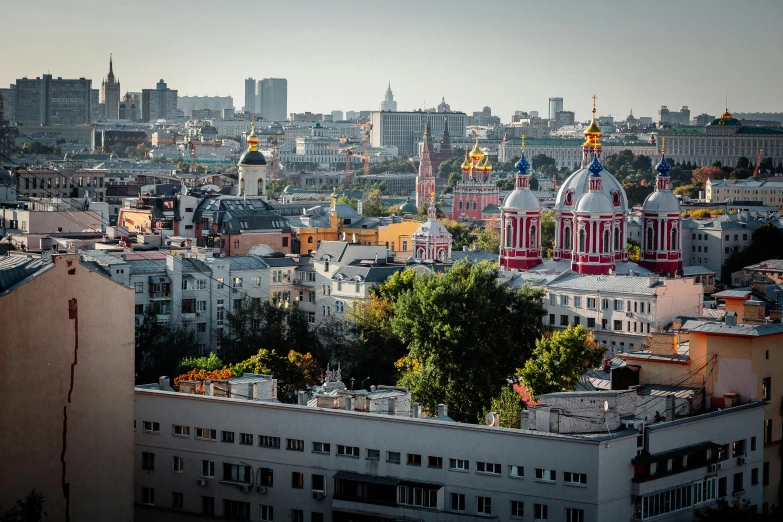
[
  {"xmin": 579, "ymin": 229, "xmax": 586, "ymax": 253},
  {"xmin": 646, "ymin": 227, "xmax": 654, "ymax": 251},
  {"xmin": 438, "ymin": 249, "xmax": 446, "ymax": 261},
  {"xmin": 417, "ymin": 248, "xmax": 425, "ymax": 258},
  {"xmin": 614, "ymin": 227, "xmax": 620, "ymax": 251},
  {"xmin": 473, "ymin": 200, "xmax": 478, "ymax": 210},
  {"xmin": 603, "ymin": 230, "xmax": 610, "ymax": 253},
  {"xmin": 505, "ymin": 223, "xmax": 513, "ymax": 248},
  {"xmin": 458, "ymin": 201, "xmax": 463, "ymax": 210},
  {"xmin": 308, "ymin": 236, "xmax": 313, "ymax": 244},
  {"xmin": 671, "ymin": 227, "xmax": 678, "ymax": 251},
  {"xmin": 564, "ymin": 227, "xmax": 572, "ymax": 250},
  {"xmin": 530, "ymin": 225, "xmax": 537, "ymax": 248}
]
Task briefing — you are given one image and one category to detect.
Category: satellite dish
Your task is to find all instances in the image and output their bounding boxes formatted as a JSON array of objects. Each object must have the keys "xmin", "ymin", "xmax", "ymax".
[
  {"xmin": 604, "ymin": 400, "xmax": 609, "ymax": 412},
  {"xmin": 485, "ymin": 412, "xmax": 499, "ymax": 427}
]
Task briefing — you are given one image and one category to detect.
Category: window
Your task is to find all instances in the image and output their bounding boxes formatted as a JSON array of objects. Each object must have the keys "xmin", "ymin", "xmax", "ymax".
[
  {"xmin": 614, "ymin": 320, "xmax": 623, "ymax": 330},
  {"xmin": 134, "ymin": 281, "xmax": 144, "ymax": 293},
  {"xmin": 428, "ymin": 456, "xmax": 442, "ymax": 468},
  {"xmin": 587, "ymin": 318, "xmax": 595, "ymax": 328},
  {"xmin": 534, "ymin": 503, "xmax": 548, "ymax": 520},
  {"xmin": 614, "ymin": 299, "xmax": 623, "ymax": 311},
  {"xmin": 201, "ymin": 496, "xmax": 214, "ymax": 515},
  {"xmin": 449, "ymin": 458, "xmax": 469, "ymax": 471},
  {"xmin": 313, "ymin": 442, "xmax": 330, "ymax": 454},
  {"xmin": 171, "ymin": 491, "xmax": 183, "ymax": 509},
  {"xmin": 260, "ymin": 504, "xmax": 273, "ymax": 521},
  {"xmin": 549, "ymin": 313, "xmax": 555, "ymax": 325},
  {"xmin": 563, "ymin": 472, "xmax": 587, "ymax": 486},
  {"xmin": 476, "ymin": 496, "xmax": 492, "ymax": 515},
  {"xmin": 751, "ymin": 436, "xmax": 757, "ymax": 451},
  {"xmin": 292, "ymin": 472, "xmax": 304, "ymax": 489},
  {"xmin": 142, "ymin": 421, "xmax": 160, "ymax": 433},
  {"xmin": 450, "ymin": 493, "xmax": 466, "ymax": 512},
  {"xmin": 574, "ymin": 296, "xmax": 581, "ymax": 308},
  {"xmin": 366, "ymin": 449, "xmax": 380, "ymax": 460},
  {"xmin": 337, "ymin": 445, "xmax": 360, "ymax": 457},
  {"xmin": 509, "ymin": 465, "xmax": 524, "ymax": 478},
  {"xmin": 732, "ymin": 439, "xmax": 746, "ymax": 457},
  {"xmin": 223, "ymin": 463, "xmax": 252, "ymax": 484},
  {"xmin": 142, "ymin": 452, "xmax": 155, "ymax": 471},
  {"xmin": 173, "ymin": 456, "xmax": 183, "ymax": 472},
  {"xmin": 733, "ymin": 472, "xmax": 744, "ymax": 494},
  {"xmin": 195, "ymin": 427, "xmax": 216, "ymax": 440},
  {"xmin": 476, "ymin": 462, "xmax": 501, "ymax": 475},
  {"xmin": 752, "ymin": 468, "xmax": 759, "ymax": 485},
  {"xmin": 135, "ymin": 304, "xmax": 144, "ymax": 315},
  {"xmin": 222, "ymin": 499, "xmax": 250, "ymax": 520},
  {"xmin": 601, "ymin": 298, "xmax": 609, "ymax": 310},
  {"xmin": 240, "ymin": 433, "xmax": 253, "ymax": 445},
  {"xmin": 765, "ymin": 419, "xmax": 773, "ymax": 444},
  {"xmin": 762, "ymin": 377, "xmax": 771, "ymax": 400},
  {"xmin": 560, "ymin": 295, "xmax": 569, "ymax": 306},
  {"xmin": 201, "ymin": 460, "xmax": 215, "ymax": 478},
  {"xmin": 560, "ymin": 315, "xmax": 569, "ymax": 326},
  {"xmin": 287, "ymin": 438, "xmax": 304, "ymax": 451},
  {"xmin": 587, "ymin": 297, "xmax": 596, "ymax": 309},
  {"xmin": 764, "ymin": 461, "xmax": 770, "ymax": 485},
  {"xmin": 579, "ymin": 229, "xmax": 586, "ymax": 252},
  {"xmin": 511, "ymin": 500, "xmax": 524, "ymax": 518},
  {"xmin": 573, "ymin": 316, "xmax": 581, "ymax": 326},
  {"xmin": 312, "ymin": 474, "xmax": 325, "ymax": 492},
  {"xmin": 217, "ymin": 277, "xmax": 224, "ymax": 289},
  {"xmin": 233, "ymin": 277, "xmax": 242, "ymax": 288},
  {"xmin": 259, "ymin": 435, "xmax": 281, "ymax": 448},
  {"xmin": 387, "ymin": 451, "xmax": 401, "ymax": 464},
  {"xmin": 535, "ymin": 468, "xmax": 556, "ymax": 482},
  {"xmin": 142, "ymin": 487, "xmax": 154, "ymax": 505},
  {"xmin": 407, "ymin": 453, "xmax": 422, "ymax": 466},
  {"xmin": 549, "ymin": 293, "xmax": 556, "ymax": 305},
  {"xmin": 291, "ymin": 509, "xmax": 303, "ymax": 522},
  {"xmin": 565, "ymin": 508, "xmax": 585, "ymax": 522},
  {"xmin": 172, "ymin": 425, "xmax": 190, "ymax": 437},
  {"xmin": 221, "ymin": 431, "xmax": 235, "ymax": 443},
  {"xmin": 718, "ymin": 476, "xmax": 728, "ymax": 497}
]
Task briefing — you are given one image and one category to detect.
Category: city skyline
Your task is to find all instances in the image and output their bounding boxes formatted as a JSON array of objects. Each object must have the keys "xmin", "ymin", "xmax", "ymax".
[{"xmin": 2, "ymin": 0, "xmax": 782, "ymax": 121}]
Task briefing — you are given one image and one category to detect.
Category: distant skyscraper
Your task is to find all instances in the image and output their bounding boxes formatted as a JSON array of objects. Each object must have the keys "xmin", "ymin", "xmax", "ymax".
[
  {"xmin": 244, "ymin": 77, "xmax": 256, "ymax": 113},
  {"xmin": 0, "ymin": 86, "xmax": 16, "ymax": 123},
  {"xmin": 548, "ymin": 97, "xmax": 563, "ymax": 121},
  {"xmin": 142, "ymin": 79, "xmax": 178, "ymax": 122},
  {"xmin": 14, "ymin": 75, "xmax": 91, "ymax": 125},
  {"xmin": 345, "ymin": 111, "xmax": 360, "ymax": 121},
  {"xmin": 437, "ymin": 97, "xmax": 450, "ymax": 113},
  {"xmin": 257, "ymin": 78, "xmax": 287, "ymax": 121},
  {"xmin": 380, "ymin": 83, "xmax": 397, "ymax": 112},
  {"xmin": 90, "ymin": 89, "xmax": 100, "ymax": 122},
  {"xmin": 331, "ymin": 110, "xmax": 344, "ymax": 121},
  {"xmin": 100, "ymin": 55, "xmax": 121, "ymax": 120}
]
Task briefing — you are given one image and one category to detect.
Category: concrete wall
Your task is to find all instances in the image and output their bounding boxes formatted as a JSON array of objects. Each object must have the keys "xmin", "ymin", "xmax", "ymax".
[{"xmin": 0, "ymin": 254, "xmax": 135, "ymax": 521}]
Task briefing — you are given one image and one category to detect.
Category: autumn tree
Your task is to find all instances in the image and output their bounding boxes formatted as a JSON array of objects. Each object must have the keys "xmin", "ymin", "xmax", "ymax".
[
  {"xmin": 472, "ymin": 217, "xmax": 500, "ymax": 254},
  {"xmin": 393, "ymin": 261, "xmax": 546, "ymax": 421},
  {"xmin": 482, "ymin": 384, "xmax": 524, "ymax": 428},
  {"xmin": 518, "ymin": 325, "xmax": 606, "ymax": 401},
  {"xmin": 230, "ymin": 349, "xmax": 321, "ymax": 402},
  {"xmin": 540, "ymin": 209, "xmax": 556, "ymax": 257},
  {"xmin": 626, "ymin": 241, "xmax": 640, "ymax": 262},
  {"xmin": 691, "ymin": 166, "xmax": 724, "ymax": 184}
]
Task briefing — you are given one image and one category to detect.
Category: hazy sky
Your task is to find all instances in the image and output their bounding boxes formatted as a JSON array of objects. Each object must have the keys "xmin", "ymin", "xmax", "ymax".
[{"xmin": 2, "ymin": 0, "xmax": 782, "ymax": 121}]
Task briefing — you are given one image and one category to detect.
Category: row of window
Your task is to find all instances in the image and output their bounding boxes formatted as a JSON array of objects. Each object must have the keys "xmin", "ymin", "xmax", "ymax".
[
  {"xmin": 448, "ymin": 493, "xmax": 584, "ymax": 521},
  {"xmin": 549, "ymin": 294, "xmax": 651, "ymax": 314},
  {"xmin": 549, "ymin": 313, "xmax": 651, "ymax": 335}
]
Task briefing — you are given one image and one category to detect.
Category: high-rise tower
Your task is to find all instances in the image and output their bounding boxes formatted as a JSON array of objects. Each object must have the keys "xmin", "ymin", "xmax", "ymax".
[
  {"xmin": 380, "ymin": 82, "xmax": 397, "ymax": 112},
  {"xmin": 101, "ymin": 54, "xmax": 120, "ymax": 120}
]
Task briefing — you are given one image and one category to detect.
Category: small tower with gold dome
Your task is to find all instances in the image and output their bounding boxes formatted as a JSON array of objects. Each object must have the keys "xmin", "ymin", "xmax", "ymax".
[
  {"xmin": 237, "ymin": 122, "xmax": 268, "ymax": 198},
  {"xmin": 448, "ymin": 128, "xmax": 500, "ymax": 222},
  {"xmin": 581, "ymin": 95, "xmax": 603, "ymax": 167}
]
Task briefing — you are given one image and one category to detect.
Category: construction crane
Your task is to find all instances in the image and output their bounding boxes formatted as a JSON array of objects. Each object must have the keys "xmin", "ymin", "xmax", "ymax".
[
  {"xmin": 266, "ymin": 134, "xmax": 297, "ymax": 180},
  {"xmin": 752, "ymin": 148, "xmax": 765, "ymax": 178},
  {"xmin": 347, "ymin": 119, "xmax": 373, "ymax": 178}
]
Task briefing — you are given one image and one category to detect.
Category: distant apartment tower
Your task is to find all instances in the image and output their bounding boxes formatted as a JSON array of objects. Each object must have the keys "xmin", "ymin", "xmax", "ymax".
[
  {"xmin": 14, "ymin": 75, "xmax": 91, "ymax": 125},
  {"xmin": 370, "ymin": 111, "xmax": 466, "ymax": 156},
  {"xmin": 658, "ymin": 105, "xmax": 690, "ymax": 126},
  {"xmin": 243, "ymin": 77, "xmax": 256, "ymax": 113},
  {"xmin": 100, "ymin": 55, "xmax": 121, "ymax": 120},
  {"xmin": 142, "ymin": 79, "xmax": 178, "ymax": 122},
  {"xmin": 548, "ymin": 97, "xmax": 563, "ymax": 121},
  {"xmin": 555, "ymin": 110, "xmax": 576, "ymax": 128},
  {"xmin": 0, "ymin": 86, "xmax": 16, "ymax": 123},
  {"xmin": 256, "ymin": 78, "xmax": 287, "ymax": 121},
  {"xmin": 119, "ymin": 92, "xmax": 141, "ymax": 122},
  {"xmin": 380, "ymin": 82, "xmax": 397, "ymax": 111},
  {"xmin": 331, "ymin": 110, "xmax": 344, "ymax": 121},
  {"xmin": 90, "ymin": 89, "xmax": 100, "ymax": 122}
]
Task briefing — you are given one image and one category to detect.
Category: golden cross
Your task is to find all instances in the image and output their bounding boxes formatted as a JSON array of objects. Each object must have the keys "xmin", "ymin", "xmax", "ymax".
[
  {"xmin": 520, "ymin": 134, "xmax": 526, "ymax": 153},
  {"xmin": 661, "ymin": 136, "xmax": 666, "ymax": 155},
  {"xmin": 592, "ymin": 95, "xmax": 597, "ymax": 113}
]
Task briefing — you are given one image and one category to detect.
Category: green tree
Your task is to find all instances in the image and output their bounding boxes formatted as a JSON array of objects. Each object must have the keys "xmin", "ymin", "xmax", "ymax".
[
  {"xmin": 135, "ymin": 309, "xmax": 200, "ymax": 384},
  {"xmin": 336, "ymin": 195, "xmax": 358, "ymax": 211},
  {"xmin": 627, "ymin": 241, "xmax": 640, "ymax": 262},
  {"xmin": 673, "ymin": 184, "xmax": 700, "ymax": 198},
  {"xmin": 472, "ymin": 217, "xmax": 500, "ymax": 254},
  {"xmin": 495, "ymin": 178, "xmax": 514, "ymax": 190},
  {"xmin": 723, "ymin": 223, "xmax": 783, "ymax": 281},
  {"xmin": 482, "ymin": 384, "xmax": 524, "ymax": 428},
  {"xmin": 531, "ymin": 154, "xmax": 556, "ymax": 171},
  {"xmin": 447, "ymin": 170, "xmax": 462, "ymax": 190},
  {"xmin": 362, "ymin": 189, "xmax": 388, "ymax": 217},
  {"xmin": 443, "ymin": 220, "xmax": 473, "ymax": 251},
  {"xmin": 415, "ymin": 202, "xmax": 444, "ymax": 222},
  {"xmin": 735, "ymin": 156, "xmax": 751, "ymax": 170},
  {"xmin": 518, "ymin": 325, "xmax": 606, "ymax": 401},
  {"xmin": 729, "ymin": 168, "xmax": 751, "ymax": 180},
  {"xmin": 1, "ymin": 489, "xmax": 46, "ymax": 522},
  {"xmin": 540, "ymin": 209, "xmax": 556, "ymax": 258},
  {"xmin": 231, "ymin": 348, "xmax": 320, "ymax": 402},
  {"xmin": 392, "ymin": 261, "xmax": 546, "ymax": 421},
  {"xmin": 177, "ymin": 352, "xmax": 224, "ymax": 374}
]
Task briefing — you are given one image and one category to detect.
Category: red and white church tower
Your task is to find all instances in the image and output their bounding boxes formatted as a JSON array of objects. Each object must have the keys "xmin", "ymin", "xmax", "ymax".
[
  {"xmin": 415, "ymin": 122, "xmax": 436, "ymax": 209},
  {"xmin": 639, "ymin": 139, "xmax": 683, "ymax": 274},
  {"xmin": 412, "ymin": 193, "xmax": 453, "ymax": 262},
  {"xmin": 499, "ymin": 137, "xmax": 543, "ymax": 270}
]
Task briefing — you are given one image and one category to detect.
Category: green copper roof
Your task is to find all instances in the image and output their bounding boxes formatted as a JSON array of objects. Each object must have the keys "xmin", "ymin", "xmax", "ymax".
[
  {"xmin": 660, "ymin": 127, "xmax": 706, "ymax": 135},
  {"xmin": 736, "ymin": 126, "xmax": 783, "ymax": 135}
]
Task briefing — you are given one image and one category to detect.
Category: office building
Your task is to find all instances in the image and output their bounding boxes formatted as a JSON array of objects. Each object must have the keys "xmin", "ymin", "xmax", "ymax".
[
  {"xmin": 330, "ymin": 110, "xmax": 343, "ymax": 122},
  {"xmin": 119, "ymin": 92, "xmax": 141, "ymax": 122},
  {"xmin": 256, "ymin": 78, "xmax": 287, "ymax": 121},
  {"xmin": 101, "ymin": 55, "xmax": 121, "ymax": 120},
  {"xmin": 244, "ymin": 78, "xmax": 256, "ymax": 113},
  {"xmin": 658, "ymin": 105, "xmax": 690, "ymax": 126},
  {"xmin": 380, "ymin": 82, "xmax": 397, "ymax": 112},
  {"xmin": 370, "ymin": 111, "xmax": 466, "ymax": 157},
  {"xmin": 142, "ymin": 79, "xmax": 178, "ymax": 122},
  {"xmin": 549, "ymin": 97, "xmax": 563, "ymax": 121},
  {"xmin": 0, "ymin": 254, "xmax": 134, "ymax": 522},
  {"xmin": 555, "ymin": 110, "xmax": 575, "ymax": 128},
  {"xmin": 1, "ymin": 86, "xmax": 16, "ymax": 123},
  {"xmin": 90, "ymin": 88, "xmax": 100, "ymax": 122},
  {"xmin": 14, "ymin": 74, "xmax": 92, "ymax": 125},
  {"xmin": 179, "ymin": 96, "xmax": 234, "ymax": 118}
]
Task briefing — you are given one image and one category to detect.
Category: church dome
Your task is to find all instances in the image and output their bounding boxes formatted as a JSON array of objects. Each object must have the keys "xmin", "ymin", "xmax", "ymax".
[
  {"xmin": 642, "ymin": 190, "xmax": 680, "ymax": 213},
  {"xmin": 575, "ymin": 191, "xmax": 613, "ymax": 213},
  {"xmin": 469, "ymin": 140, "xmax": 484, "ymax": 161},
  {"xmin": 554, "ymin": 166, "xmax": 627, "ymax": 211},
  {"xmin": 399, "ymin": 198, "xmax": 418, "ymax": 214},
  {"xmin": 502, "ymin": 189, "xmax": 540, "ymax": 211},
  {"xmin": 414, "ymin": 220, "xmax": 451, "ymax": 238},
  {"xmin": 239, "ymin": 149, "xmax": 267, "ymax": 165}
]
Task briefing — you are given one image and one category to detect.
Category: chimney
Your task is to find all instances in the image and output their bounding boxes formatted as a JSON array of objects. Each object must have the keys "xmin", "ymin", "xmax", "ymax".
[
  {"xmin": 357, "ymin": 200, "xmax": 363, "ymax": 215},
  {"xmin": 388, "ymin": 397, "xmax": 396, "ymax": 415},
  {"xmin": 520, "ymin": 410, "xmax": 529, "ymax": 430},
  {"xmin": 412, "ymin": 402, "xmax": 421, "ymax": 418},
  {"xmin": 158, "ymin": 376, "xmax": 169, "ymax": 390},
  {"xmin": 370, "ymin": 385, "xmax": 376, "ymax": 392},
  {"xmin": 462, "ymin": 245, "xmax": 468, "ymax": 252},
  {"xmin": 437, "ymin": 404, "xmax": 448, "ymax": 417},
  {"xmin": 297, "ymin": 391, "xmax": 306, "ymax": 405},
  {"xmin": 725, "ymin": 311, "xmax": 738, "ymax": 327},
  {"xmin": 602, "ymin": 359, "xmax": 611, "ymax": 371},
  {"xmin": 665, "ymin": 394, "xmax": 675, "ymax": 422},
  {"xmin": 204, "ymin": 380, "xmax": 212, "ymax": 396},
  {"xmin": 742, "ymin": 300, "xmax": 766, "ymax": 324},
  {"xmin": 345, "ymin": 396, "xmax": 354, "ymax": 411}
]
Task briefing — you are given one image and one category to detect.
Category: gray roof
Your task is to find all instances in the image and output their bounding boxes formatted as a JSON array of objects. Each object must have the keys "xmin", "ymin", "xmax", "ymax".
[
  {"xmin": 712, "ymin": 288, "xmax": 752, "ymax": 298},
  {"xmin": 745, "ymin": 259, "xmax": 783, "ymax": 271},
  {"xmin": 546, "ymin": 273, "xmax": 664, "ymax": 295},
  {"xmin": 223, "ymin": 255, "xmax": 270, "ymax": 271},
  {"xmin": 314, "ymin": 241, "xmax": 348, "ymax": 262},
  {"xmin": 127, "ymin": 258, "xmax": 211, "ymax": 275},
  {"xmin": 332, "ymin": 263, "xmax": 408, "ymax": 284},
  {"xmin": 686, "ymin": 320, "xmax": 783, "ymax": 337},
  {"xmin": 682, "ymin": 266, "xmax": 715, "ymax": 276},
  {"xmin": 0, "ymin": 256, "xmax": 52, "ymax": 292}
]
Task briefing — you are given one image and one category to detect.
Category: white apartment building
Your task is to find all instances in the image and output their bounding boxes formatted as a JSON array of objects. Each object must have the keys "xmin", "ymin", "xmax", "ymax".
[
  {"xmin": 541, "ymin": 274, "xmax": 703, "ymax": 352},
  {"xmin": 133, "ymin": 380, "xmax": 764, "ymax": 522},
  {"xmin": 707, "ymin": 178, "xmax": 783, "ymax": 205}
]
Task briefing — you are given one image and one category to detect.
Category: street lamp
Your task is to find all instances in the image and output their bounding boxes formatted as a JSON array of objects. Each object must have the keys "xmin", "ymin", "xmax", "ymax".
[{"xmin": 361, "ymin": 377, "xmax": 371, "ymax": 390}]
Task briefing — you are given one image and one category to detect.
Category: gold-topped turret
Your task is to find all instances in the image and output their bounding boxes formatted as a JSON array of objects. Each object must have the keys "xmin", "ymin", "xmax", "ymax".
[
  {"xmin": 461, "ymin": 149, "xmax": 471, "ymax": 170},
  {"xmin": 583, "ymin": 95, "xmax": 602, "ymax": 147},
  {"xmin": 469, "ymin": 127, "xmax": 484, "ymax": 161},
  {"xmin": 247, "ymin": 122, "xmax": 259, "ymax": 151},
  {"xmin": 520, "ymin": 134, "xmax": 526, "ymax": 153},
  {"xmin": 482, "ymin": 155, "xmax": 492, "ymax": 172}
]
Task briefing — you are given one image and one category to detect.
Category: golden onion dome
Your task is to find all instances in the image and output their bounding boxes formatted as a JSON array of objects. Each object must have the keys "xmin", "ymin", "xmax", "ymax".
[
  {"xmin": 720, "ymin": 109, "xmax": 732, "ymax": 119},
  {"xmin": 247, "ymin": 123, "xmax": 259, "ymax": 151},
  {"xmin": 469, "ymin": 140, "xmax": 484, "ymax": 161},
  {"xmin": 482, "ymin": 156, "xmax": 492, "ymax": 171},
  {"xmin": 583, "ymin": 116, "xmax": 602, "ymax": 138},
  {"xmin": 461, "ymin": 156, "xmax": 471, "ymax": 170}
]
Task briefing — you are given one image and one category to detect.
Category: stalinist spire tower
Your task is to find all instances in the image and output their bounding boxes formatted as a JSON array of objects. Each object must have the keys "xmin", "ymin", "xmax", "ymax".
[{"xmin": 101, "ymin": 54, "xmax": 121, "ymax": 120}]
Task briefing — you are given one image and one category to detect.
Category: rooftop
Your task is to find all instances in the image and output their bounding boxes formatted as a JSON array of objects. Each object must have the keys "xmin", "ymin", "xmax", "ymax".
[{"xmin": 0, "ymin": 255, "xmax": 52, "ymax": 292}]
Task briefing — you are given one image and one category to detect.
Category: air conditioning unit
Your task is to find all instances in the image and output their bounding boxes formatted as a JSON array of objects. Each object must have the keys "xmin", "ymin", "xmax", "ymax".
[
  {"xmin": 626, "ymin": 312, "xmax": 633, "ymax": 317},
  {"xmin": 313, "ymin": 491, "xmax": 326, "ymax": 500},
  {"xmin": 197, "ymin": 479, "xmax": 207, "ymax": 486},
  {"xmin": 707, "ymin": 464, "xmax": 718, "ymax": 472},
  {"xmin": 737, "ymin": 457, "xmax": 746, "ymax": 465},
  {"xmin": 240, "ymin": 485, "xmax": 251, "ymax": 493},
  {"xmin": 256, "ymin": 486, "xmax": 267, "ymax": 494}
]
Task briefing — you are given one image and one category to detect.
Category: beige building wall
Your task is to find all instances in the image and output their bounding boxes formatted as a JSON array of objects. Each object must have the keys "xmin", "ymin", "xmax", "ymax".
[{"xmin": 0, "ymin": 254, "xmax": 135, "ymax": 521}]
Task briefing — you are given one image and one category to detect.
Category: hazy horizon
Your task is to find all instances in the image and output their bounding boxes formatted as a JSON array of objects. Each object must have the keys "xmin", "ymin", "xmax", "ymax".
[{"xmin": 2, "ymin": 0, "xmax": 782, "ymax": 122}]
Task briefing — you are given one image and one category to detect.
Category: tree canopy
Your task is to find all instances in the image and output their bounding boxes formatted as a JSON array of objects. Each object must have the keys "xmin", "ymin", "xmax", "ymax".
[
  {"xmin": 540, "ymin": 209, "xmax": 556, "ymax": 257},
  {"xmin": 483, "ymin": 384, "xmax": 524, "ymax": 428},
  {"xmin": 135, "ymin": 309, "xmax": 199, "ymax": 384},
  {"xmin": 697, "ymin": 498, "xmax": 777, "ymax": 522},
  {"xmin": 392, "ymin": 261, "xmax": 545, "ymax": 421},
  {"xmin": 724, "ymin": 223, "xmax": 783, "ymax": 280},
  {"xmin": 362, "ymin": 189, "xmax": 388, "ymax": 217},
  {"xmin": 1, "ymin": 489, "xmax": 46, "ymax": 522},
  {"xmin": 518, "ymin": 325, "xmax": 606, "ymax": 401}
]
